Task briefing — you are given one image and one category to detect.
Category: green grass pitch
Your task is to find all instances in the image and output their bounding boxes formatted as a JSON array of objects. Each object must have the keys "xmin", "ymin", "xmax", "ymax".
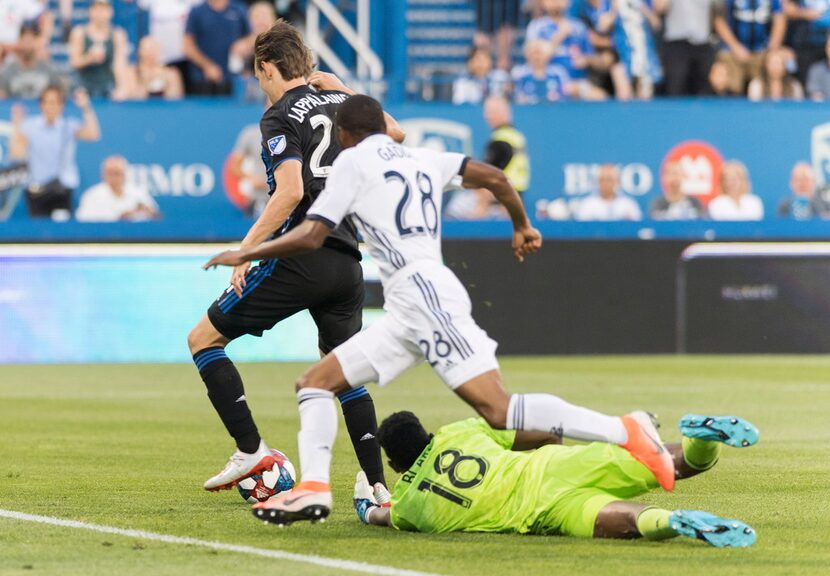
[{"xmin": 1, "ymin": 357, "xmax": 829, "ymax": 575}]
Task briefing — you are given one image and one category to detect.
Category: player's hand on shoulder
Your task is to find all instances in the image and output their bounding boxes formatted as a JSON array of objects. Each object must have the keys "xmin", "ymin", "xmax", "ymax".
[
  {"xmin": 512, "ymin": 226, "xmax": 542, "ymax": 262},
  {"xmin": 308, "ymin": 71, "xmax": 353, "ymax": 94},
  {"xmin": 353, "ymin": 470, "xmax": 379, "ymax": 524},
  {"xmin": 203, "ymin": 251, "xmax": 249, "ymax": 272}
]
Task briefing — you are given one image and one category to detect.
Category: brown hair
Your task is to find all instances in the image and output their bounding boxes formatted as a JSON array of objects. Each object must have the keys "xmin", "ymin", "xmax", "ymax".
[
  {"xmin": 39, "ymin": 85, "xmax": 65, "ymax": 103},
  {"xmin": 758, "ymin": 49, "xmax": 800, "ymax": 99},
  {"xmin": 254, "ymin": 19, "xmax": 313, "ymax": 81}
]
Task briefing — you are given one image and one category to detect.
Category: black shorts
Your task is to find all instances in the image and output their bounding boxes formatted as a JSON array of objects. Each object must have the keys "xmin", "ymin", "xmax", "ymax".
[{"xmin": 207, "ymin": 247, "xmax": 364, "ymax": 354}]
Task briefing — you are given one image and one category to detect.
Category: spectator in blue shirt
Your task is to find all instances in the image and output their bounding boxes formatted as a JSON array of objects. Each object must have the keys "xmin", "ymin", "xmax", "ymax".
[
  {"xmin": 526, "ymin": 0, "xmax": 607, "ymax": 97},
  {"xmin": 9, "ymin": 86, "xmax": 101, "ymax": 219},
  {"xmin": 595, "ymin": 0, "xmax": 665, "ymax": 99},
  {"xmin": 778, "ymin": 162, "xmax": 830, "ymax": 219},
  {"xmin": 526, "ymin": 0, "xmax": 595, "ymax": 80},
  {"xmin": 183, "ymin": 0, "xmax": 251, "ymax": 95},
  {"xmin": 784, "ymin": 0, "xmax": 830, "ymax": 86},
  {"xmin": 452, "ymin": 46, "xmax": 511, "ymax": 104},
  {"xmin": 511, "ymin": 40, "xmax": 571, "ymax": 103},
  {"xmin": 714, "ymin": 0, "xmax": 786, "ymax": 94},
  {"xmin": 570, "ymin": 0, "xmax": 625, "ymax": 98},
  {"xmin": 806, "ymin": 35, "xmax": 830, "ymax": 99}
]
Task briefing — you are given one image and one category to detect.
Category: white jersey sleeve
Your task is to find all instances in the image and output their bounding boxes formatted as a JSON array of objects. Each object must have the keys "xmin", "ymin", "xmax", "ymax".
[
  {"xmin": 306, "ymin": 150, "xmax": 361, "ymax": 228},
  {"xmin": 432, "ymin": 151, "xmax": 468, "ymax": 189}
]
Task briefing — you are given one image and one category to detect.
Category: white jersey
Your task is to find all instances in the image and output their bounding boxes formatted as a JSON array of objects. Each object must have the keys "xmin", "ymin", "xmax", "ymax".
[
  {"xmin": 307, "ymin": 133, "xmax": 467, "ymax": 287},
  {"xmin": 310, "ymin": 133, "xmax": 499, "ymax": 391}
]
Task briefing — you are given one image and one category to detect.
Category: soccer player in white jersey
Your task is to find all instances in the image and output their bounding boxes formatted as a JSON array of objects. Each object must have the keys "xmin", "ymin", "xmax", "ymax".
[{"xmin": 203, "ymin": 95, "xmax": 675, "ymax": 525}]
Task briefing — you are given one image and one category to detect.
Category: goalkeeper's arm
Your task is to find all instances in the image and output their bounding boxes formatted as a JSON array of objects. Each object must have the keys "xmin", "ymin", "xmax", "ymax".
[{"xmin": 354, "ymin": 471, "xmax": 393, "ymax": 527}]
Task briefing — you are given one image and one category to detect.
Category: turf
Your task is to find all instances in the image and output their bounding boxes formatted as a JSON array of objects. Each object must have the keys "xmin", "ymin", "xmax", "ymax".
[{"xmin": 1, "ymin": 357, "xmax": 828, "ymax": 576}]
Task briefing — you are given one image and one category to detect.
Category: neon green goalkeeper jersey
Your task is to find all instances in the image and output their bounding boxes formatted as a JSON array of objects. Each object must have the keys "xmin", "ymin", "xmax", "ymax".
[
  {"xmin": 389, "ymin": 418, "xmax": 541, "ymax": 534},
  {"xmin": 390, "ymin": 418, "xmax": 657, "ymax": 536}
]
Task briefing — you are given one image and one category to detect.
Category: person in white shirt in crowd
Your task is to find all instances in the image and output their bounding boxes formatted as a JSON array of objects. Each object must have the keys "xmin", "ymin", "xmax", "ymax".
[
  {"xmin": 576, "ymin": 164, "xmax": 642, "ymax": 221},
  {"xmin": 0, "ymin": 0, "xmax": 52, "ymax": 63},
  {"xmin": 137, "ymin": 0, "xmax": 202, "ymax": 88},
  {"xmin": 126, "ymin": 36, "xmax": 184, "ymax": 100},
  {"xmin": 708, "ymin": 160, "xmax": 764, "ymax": 220},
  {"xmin": 747, "ymin": 48, "xmax": 804, "ymax": 101},
  {"xmin": 76, "ymin": 155, "xmax": 160, "ymax": 222},
  {"xmin": 452, "ymin": 46, "xmax": 511, "ymax": 104}
]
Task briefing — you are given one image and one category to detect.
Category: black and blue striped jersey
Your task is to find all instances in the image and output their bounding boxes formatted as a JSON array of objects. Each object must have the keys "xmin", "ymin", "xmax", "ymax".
[{"xmin": 259, "ymin": 84, "xmax": 360, "ymax": 259}]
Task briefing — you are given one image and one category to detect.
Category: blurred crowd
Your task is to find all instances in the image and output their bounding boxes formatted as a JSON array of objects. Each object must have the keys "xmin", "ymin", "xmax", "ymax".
[
  {"xmin": 0, "ymin": 0, "xmax": 300, "ymax": 102},
  {"xmin": 454, "ymin": 0, "xmax": 830, "ymax": 103}
]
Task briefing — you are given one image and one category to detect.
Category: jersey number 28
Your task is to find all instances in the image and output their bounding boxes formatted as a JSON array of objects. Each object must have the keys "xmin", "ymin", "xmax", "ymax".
[{"xmin": 384, "ymin": 170, "xmax": 439, "ymax": 239}]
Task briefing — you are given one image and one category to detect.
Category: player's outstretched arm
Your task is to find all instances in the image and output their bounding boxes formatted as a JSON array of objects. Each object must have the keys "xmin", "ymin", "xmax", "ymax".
[
  {"xmin": 511, "ymin": 431, "xmax": 563, "ymax": 451},
  {"xmin": 227, "ymin": 160, "xmax": 305, "ymax": 295},
  {"xmin": 203, "ymin": 220, "xmax": 332, "ymax": 269},
  {"xmin": 460, "ymin": 159, "xmax": 542, "ymax": 262},
  {"xmin": 308, "ymin": 71, "xmax": 406, "ymax": 143}
]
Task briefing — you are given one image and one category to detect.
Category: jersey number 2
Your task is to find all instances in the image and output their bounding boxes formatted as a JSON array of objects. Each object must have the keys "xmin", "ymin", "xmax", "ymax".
[
  {"xmin": 309, "ymin": 114, "xmax": 333, "ymax": 178},
  {"xmin": 384, "ymin": 170, "xmax": 439, "ymax": 239}
]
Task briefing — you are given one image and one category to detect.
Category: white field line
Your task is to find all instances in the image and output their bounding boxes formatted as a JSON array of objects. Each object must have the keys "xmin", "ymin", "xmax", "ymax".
[{"xmin": 0, "ymin": 509, "xmax": 443, "ymax": 576}]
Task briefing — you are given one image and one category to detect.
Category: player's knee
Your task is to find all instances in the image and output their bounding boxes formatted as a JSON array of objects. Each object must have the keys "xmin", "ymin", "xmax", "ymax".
[
  {"xmin": 186, "ymin": 327, "xmax": 201, "ymax": 355},
  {"xmin": 295, "ymin": 370, "xmax": 325, "ymax": 392},
  {"xmin": 295, "ymin": 373, "xmax": 310, "ymax": 392}
]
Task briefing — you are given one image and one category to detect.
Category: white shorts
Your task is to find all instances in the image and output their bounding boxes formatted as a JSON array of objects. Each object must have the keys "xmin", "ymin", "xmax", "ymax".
[{"xmin": 333, "ymin": 263, "xmax": 499, "ymax": 390}]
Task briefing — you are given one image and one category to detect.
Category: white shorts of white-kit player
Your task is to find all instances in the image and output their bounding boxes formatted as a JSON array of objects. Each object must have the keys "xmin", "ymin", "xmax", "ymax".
[{"xmin": 333, "ymin": 261, "xmax": 499, "ymax": 390}]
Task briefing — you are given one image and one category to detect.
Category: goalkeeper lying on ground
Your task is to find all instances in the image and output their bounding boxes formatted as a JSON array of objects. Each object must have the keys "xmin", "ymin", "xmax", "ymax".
[{"xmin": 353, "ymin": 411, "xmax": 759, "ymax": 548}]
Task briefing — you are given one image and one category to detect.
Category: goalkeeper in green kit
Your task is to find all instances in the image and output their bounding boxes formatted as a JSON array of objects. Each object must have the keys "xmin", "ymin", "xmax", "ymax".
[{"xmin": 353, "ymin": 411, "xmax": 759, "ymax": 548}]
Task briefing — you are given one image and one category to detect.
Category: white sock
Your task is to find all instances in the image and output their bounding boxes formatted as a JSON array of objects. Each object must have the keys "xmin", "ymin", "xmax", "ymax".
[
  {"xmin": 296, "ymin": 388, "xmax": 337, "ymax": 484},
  {"xmin": 506, "ymin": 393, "xmax": 628, "ymax": 444}
]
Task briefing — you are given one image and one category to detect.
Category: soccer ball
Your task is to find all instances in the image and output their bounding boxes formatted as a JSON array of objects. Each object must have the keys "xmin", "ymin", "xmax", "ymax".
[{"xmin": 237, "ymin": 449, "xmax": 296, "ymax": 504}]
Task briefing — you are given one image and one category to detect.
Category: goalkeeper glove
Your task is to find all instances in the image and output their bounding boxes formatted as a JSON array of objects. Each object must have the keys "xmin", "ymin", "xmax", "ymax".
[{"xmin": 353, "ymin": 470, "xmax": 379, "ymax": 524}]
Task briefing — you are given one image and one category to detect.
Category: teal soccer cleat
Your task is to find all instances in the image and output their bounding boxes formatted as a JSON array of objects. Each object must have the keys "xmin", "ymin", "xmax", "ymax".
[
  {"xmin": 679, "ymin": 415, "xmax": 759, "ymax": 448},
  {"xmin": 670, "ymin": 510, "xmax": 757, "ymax": 548}
]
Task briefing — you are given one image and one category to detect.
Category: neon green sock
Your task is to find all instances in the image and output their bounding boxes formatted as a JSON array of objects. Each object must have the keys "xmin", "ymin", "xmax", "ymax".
[
  {"xmin": 682, "ymin": 436, "xmax": 722, "ymax": 471},
  {"xmin": 636, "ymin": 507, "xmax": 677, "ymax": 541}
]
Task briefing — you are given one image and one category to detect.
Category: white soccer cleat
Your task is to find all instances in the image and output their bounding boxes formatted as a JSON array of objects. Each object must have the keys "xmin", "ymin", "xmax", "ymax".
[
  {"xmin": 252, "ymin": 481, "xmax": 332, "ymax": 525},
  {"xmin": 203, "ymin": 440, "xmax": 276, "ymax": 492}
]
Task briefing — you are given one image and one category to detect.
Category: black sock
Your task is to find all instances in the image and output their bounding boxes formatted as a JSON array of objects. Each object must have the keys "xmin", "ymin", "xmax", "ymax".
[
  {"xmin": 338, "ymin": 387, "xmax": 386, "ymax": 486},
  {"xmin": 193, "ymin": 347, "xmax": 261, "ymax": 454}
]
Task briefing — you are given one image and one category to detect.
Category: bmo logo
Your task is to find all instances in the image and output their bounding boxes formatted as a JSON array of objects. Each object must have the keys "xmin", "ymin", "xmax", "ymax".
[
  {"xmin": 128, "ymin": 163, "xmax": 215, "ymax": 197},
  {"xmin": 563, "ymin": 163, "xmax": 653, "ymax": 196},
  {"xmin": 661, "ymin": 141, "xmax": 724, "ymax": 204}
]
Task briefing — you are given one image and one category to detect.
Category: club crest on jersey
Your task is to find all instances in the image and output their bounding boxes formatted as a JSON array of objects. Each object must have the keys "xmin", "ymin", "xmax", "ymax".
[{"xmin": 267, "ymin": 135, "xmax": 287, "ymax": 156}]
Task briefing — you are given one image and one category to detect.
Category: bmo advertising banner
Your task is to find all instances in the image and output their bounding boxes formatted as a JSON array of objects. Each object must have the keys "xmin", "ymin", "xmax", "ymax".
[{"xmin": 1, "ymin": 99, "xmax": 830, "ymax": 241}]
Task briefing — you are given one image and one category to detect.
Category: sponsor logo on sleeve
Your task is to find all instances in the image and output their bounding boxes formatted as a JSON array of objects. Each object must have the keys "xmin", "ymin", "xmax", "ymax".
[{"xmin": 267, "ymin": 135, "xmax": 287, "ymax": 156}]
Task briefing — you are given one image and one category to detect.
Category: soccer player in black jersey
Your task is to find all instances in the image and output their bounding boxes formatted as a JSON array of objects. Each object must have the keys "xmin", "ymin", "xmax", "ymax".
[{"xmin": 187, "ymin": 20, "xmax": 404, "ymax": 492}]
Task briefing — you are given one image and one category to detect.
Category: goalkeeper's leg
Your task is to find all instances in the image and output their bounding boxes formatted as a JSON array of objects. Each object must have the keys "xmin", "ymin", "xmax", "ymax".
[{"xmin": 593, "ymin": 501, "xmax": 756, "ymax": 548}]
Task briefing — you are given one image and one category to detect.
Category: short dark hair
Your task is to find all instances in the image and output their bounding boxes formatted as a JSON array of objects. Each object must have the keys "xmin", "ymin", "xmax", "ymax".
[
  {"xmin": 335, "ymin": 95, "xmax": 386, "ymax": 140},
  {"xmin": 467, "ymin": 46, "xmax": 490, "ymax": 61},
  {"xmin": 19, "ymin": 21, "xmax": 40, "ymax": 37},
  {"xmin": 254, "ymin": 19, "xmax": 313, "ymax": 80},
  {"xmin": 377, "ymin": 411, "xmax": 432, "ymax": 472}
]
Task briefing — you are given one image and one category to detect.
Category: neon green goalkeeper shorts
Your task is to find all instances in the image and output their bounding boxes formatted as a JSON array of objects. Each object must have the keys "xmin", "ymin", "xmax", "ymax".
[{"xmin": 529, "ymin": 442, "xmax": 660, "ymax": 538}]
